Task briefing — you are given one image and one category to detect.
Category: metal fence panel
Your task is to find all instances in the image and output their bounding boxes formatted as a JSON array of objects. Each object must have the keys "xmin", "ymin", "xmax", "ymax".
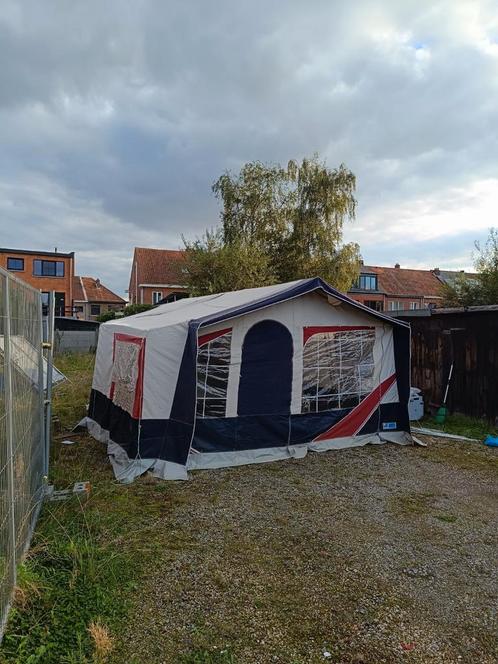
[{"xmin": 0, "ymin": 267, "xmax": 45, "ymax": 635}]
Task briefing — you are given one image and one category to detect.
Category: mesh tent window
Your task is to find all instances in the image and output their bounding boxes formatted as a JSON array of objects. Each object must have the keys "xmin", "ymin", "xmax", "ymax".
[
  {"xmin": 302, "ymin": 328, "xmax": 375, "ymax": 413},
  {"xmin": 196, "ymin": 330, "xmax": 232, "ymax": 418}
]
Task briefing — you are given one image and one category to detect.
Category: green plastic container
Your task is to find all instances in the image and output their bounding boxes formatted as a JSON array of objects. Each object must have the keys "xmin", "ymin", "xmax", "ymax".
[{"xmin": 435, "ymin": 406, "xmax": 447, "ymax": 424}]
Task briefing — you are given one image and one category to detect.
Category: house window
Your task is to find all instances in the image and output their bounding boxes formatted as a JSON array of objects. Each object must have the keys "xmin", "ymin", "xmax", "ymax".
[
  {"xmin": 55, "ymin": 292, "xmax": 65, "ymax": 316},
  {"xmin": 33, "ymin": 259, "xmax": 65, "ymax": 277},
  {"xmin": 364, "ymin": 300, "xmax": 383, "ymax": 312},
  {"xmin": 163, "ymin": 291, "xmax": 189, "ymax": 304},
  {"xmin": 409, "ymin": 302, "xmax": 419, "ymax": 310},
  {"xmin": 74, "ymin": 305, "xmax": 84, "ymax": 313},
  {"xmin": 354, "ymin": 274, "xmax": 378, "ymax": 291},
  {"xmin": 388, "ymin": 301, "xmax": 404, "ymax": 311},
  {"xmin": 41, "ymin": 292, "xmax": 49, "ymax": 315},
  {"xmin": 196, "ymin": 331, "xmax": 232, "ymax": 418},
  {"xmin": 301, "ymin": 329, "xmax": 375, "ymax": 413},
  {"xmin": 7, "ymin": 257, "xmax": 24, "ymax": 271},
  {"xmin": 152, "ymin": 291, "xmax": 163, "ymax": 305},
  {"xmin": 41, "ymin": 292, "xmax": 65, "ymax": 315},
  {"xmin": 90, "ymin": 304, "xmax": 101, "ymax": 316}
]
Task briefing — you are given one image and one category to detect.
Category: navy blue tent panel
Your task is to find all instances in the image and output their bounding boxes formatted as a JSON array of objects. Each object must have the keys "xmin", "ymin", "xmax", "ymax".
[{"xmin": 237, "ymin": 320, "xmax": 293, "ymax": 416}]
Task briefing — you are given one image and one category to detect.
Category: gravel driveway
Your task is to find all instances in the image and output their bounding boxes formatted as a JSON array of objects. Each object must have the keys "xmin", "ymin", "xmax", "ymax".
[{"xmin": 114, "ymin": 437, "xmax": 498, "ymax": 664}]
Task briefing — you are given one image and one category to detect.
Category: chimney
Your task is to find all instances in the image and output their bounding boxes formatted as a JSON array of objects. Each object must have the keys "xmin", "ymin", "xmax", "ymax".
[
  {"xmin": 95, "ymin": 278, "xmax": 101, "ymax": 287},
  {"xmin": 433, "ymin": 267, "xmax": 440, "ymax": 275},
  {"xmin": 394, "ymin": 263, "xmax": 400, "ymax": 269},
  {"xmin": 54, "ymin": 247, "xmax": 58, "ymax": 253}
]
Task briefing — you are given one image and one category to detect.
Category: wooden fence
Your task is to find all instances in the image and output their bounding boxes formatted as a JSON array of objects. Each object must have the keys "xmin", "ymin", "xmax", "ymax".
[{"xmin": 400, "ymin": 307, "xmax": 498, "ymax": 422}]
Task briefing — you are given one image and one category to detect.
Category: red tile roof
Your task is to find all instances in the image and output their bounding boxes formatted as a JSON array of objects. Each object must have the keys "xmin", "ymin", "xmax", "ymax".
[
  {"xmin": 73, "ymin": 276, "xmax": 85, "ymax": 301},
  {"xmin": 361, "ymin": 265, "xmax": 444, "ymax": 297},
  {"xmin": 73, "ymin": 276, "xmax": 125, "ymax": 304},
  {"xmin": 132, "ymin": 247, "xmax": 187, "ymax": 286}
]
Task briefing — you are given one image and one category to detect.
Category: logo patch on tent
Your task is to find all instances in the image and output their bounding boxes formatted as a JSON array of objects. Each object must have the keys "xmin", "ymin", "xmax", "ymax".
[{"xmin": 382, "ymin": 421, "xmax": 397, "ymax": 430}]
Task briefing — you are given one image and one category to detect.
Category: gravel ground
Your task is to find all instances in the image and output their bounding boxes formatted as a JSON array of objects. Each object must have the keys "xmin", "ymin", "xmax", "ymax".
[{"xmin": 113, "ymin": 437, "xmax": 498, "ymax": 664}]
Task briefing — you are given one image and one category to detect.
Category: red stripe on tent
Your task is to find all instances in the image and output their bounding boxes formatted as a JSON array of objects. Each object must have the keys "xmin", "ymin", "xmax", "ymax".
[
  {"xmin": 303, "ymin": 325, "xmax": 374, "ymax": 345},
  {"xmin": 198, "ymin": 327, "xmax": 232, "ymax": 347},
  {"xmin": 313, "ymin": 373, "xmax": 397, "ymax": 442}
]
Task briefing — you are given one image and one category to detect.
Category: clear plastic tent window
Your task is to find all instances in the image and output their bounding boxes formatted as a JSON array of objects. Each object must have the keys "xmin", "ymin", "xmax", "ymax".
[
  {"xmin": 196, "ymin": 331, "xmax": 232, "ymax": 418},
  {"xmin": 302, "ymin": 329, "xmax": 375, "ymax": 413},
  {"xmin": 110, "ymin": 336, "xmax": 145, "ymax": 418}
]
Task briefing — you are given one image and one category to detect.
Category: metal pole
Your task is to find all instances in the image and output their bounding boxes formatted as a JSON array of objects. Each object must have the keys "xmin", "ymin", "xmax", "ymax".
[
  {"xmin": 3, "ymin": 276, "xmax": 17, "ymax": 572},
  {"xmin": 44, "ymin": 291, "xmax": 55, "ymax": 477},
  {"xmin": 37, "ymin": 292, "xmax": 46, "ymax": 482}
]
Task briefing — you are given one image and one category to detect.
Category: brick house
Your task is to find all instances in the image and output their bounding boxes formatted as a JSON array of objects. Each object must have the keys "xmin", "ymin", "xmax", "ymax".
[
  {"xmin": 128, "ymin": 247, "xmax": 189, "ymax": 305},
  {"xmin": 73, "ymin": 276, "xmax": 126, "ymax": 321},
  {"xmin": 0, "ymin": 247, "xmax": 75, "ymax": 316},
  {"xmin": 348, "ymin": 263, "xmax": 444, "ymax": 312}
]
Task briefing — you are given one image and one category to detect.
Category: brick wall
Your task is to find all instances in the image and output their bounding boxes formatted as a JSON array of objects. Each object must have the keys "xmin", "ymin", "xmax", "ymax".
[{"xmin": 0, "ymin": 250, "xmax": 74, "ymax": 315}]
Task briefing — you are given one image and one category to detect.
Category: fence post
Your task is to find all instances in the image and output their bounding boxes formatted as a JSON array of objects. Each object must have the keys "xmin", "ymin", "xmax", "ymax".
[
  {"xmin": 37, "ymin": 292, "xmax": 46, "ymax": 481},
  {"xmin": 3, "ymin": 276, "xmax": 17, "ymax": 577},
  {"xmin": 44, "ymin": 292, "xmax": 55, "ymax": 477}
]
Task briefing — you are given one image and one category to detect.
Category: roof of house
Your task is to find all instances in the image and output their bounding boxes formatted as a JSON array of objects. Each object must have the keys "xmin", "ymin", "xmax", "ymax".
[
  {"xmin": 355, "ymin": 265, "xmax": 444, "ymax": 298},
  {"xmin": 73, "ymin": 276, "xmax": 125, "ymax": 304},
  {"xmin": 131, "ymin": 247, "xmax": 187, "ymax": 287},
  {"xmin": 433, "ymin": 269, "xmax": 479, "ymax": 286},
  {"xmin": 0, "ymin": 247, "xmax": 74, "ymax": 258}
]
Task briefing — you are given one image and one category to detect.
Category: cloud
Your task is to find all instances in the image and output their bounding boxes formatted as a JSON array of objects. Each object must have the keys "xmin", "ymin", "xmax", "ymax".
[{"xmin": 0, "ymin": 0, "xmax": 497, "ymax": 294}]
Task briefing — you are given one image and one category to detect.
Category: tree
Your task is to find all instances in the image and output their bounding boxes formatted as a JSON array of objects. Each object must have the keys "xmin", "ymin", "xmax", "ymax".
[
  {"xmin": 183, "ymin": 229, "xmax": 276, "ymax": 297},
  {"xmin": 96, "ymin": 303, "xmax": 153, "ymax": 323},
  {"xmin": 443, "ymin": 228, "xmax": 498, "ymax": 306},
  {"xmin": 183, "ymin": 155, "xmax": 360, "ymax": 294}
]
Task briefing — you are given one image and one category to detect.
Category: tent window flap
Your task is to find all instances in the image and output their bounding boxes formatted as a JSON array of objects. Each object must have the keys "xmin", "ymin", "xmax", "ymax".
[
  {"xmin": 302, "ymin": 328, "xmax": 375, "ymax": 413},
  {"xmin": 110, "ymin": 333, "xmax": 146, "ymax": 418},
  {"xmin": 196, "ymin": 330, "xmax": 232, "ymax": 418}
]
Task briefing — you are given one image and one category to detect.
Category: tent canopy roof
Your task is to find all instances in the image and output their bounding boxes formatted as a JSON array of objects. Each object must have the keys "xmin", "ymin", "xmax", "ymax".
[{"xmin": 107, "ymin": 278, "xmax": 410, "ymax": 331}]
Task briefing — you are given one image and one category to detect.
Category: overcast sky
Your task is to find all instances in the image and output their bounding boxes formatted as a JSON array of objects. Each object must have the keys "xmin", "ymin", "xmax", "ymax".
[{"xmin": 1, "ymin": 0, "xmax": 497, "ymax": 296}]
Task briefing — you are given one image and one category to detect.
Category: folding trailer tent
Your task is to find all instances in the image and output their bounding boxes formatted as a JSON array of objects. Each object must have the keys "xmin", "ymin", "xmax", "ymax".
[{"xmin": 86, "ymin": 278, "xmax": 412, "ymax": 481}]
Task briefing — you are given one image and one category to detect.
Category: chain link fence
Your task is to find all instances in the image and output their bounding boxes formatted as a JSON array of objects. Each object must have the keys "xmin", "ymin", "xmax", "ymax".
[{"xmin": 0, "ymin": 267, "xmax": 46, "ymax": 635}]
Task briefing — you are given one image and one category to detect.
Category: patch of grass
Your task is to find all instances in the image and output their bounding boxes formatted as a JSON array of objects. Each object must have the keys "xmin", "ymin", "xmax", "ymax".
[
  {"xmin": 420, "ymin": 413, "xmax": 496, "ymax": 440},
  {"xmin": 0, "ymin": 353, "xmax": 189, "ymax": 663},
  {"xmin": 179, "ymin": 649, "xmax": 236, "ymax": 664},
  {"xmin": 0, "ymin": 432, "xmax": 188, "ymax": 663},
  {"xmin": 391, "ymin": 491, "xmax": 437, "ymax": 516},
  {"xmin": 434, "ymin": 514, "xmax": 457, "ymax": 523},
  {"xmin": 419, "ymin": 439, "xmax": 498, "ymax": 473},
  {"xmin": 0, "ymin": 498, "xmax": 133, "ymax": 663},
  {"xmin": 52, "ymin": 352, "xmax": 95, "ymax": 431}
]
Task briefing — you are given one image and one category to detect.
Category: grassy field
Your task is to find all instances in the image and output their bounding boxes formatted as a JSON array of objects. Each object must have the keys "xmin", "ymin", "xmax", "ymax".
[{"xmin": 0, "ymin": 354, "xmax": 496, "ymax": 663}]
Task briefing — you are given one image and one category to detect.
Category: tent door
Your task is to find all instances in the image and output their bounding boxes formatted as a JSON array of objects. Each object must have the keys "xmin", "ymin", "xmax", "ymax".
[{"xmin": 237, "ymin": 320, "xmax": 293, "ymax": 417}]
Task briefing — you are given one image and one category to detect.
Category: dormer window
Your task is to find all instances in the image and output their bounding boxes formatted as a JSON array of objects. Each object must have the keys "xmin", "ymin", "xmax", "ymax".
[{"xmin": 354, "ymin": 274, "xmax": 378, "ymax": 291}]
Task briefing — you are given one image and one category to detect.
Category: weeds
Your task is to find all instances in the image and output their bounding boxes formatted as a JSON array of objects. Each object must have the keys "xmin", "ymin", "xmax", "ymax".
[
  {"xmin": 420, "ymin": 413, "xmax": 496, "ymax": 440},
  {"xmin": 434, "ymin": 514, "xmax": 457, "ymax": 523},
  {"xmin": 0, "ymin": 353, "xmax": 144, "ymax": 663},
  {"xmin": 0, "ymin": 498, "xmax": 134, "ymax": 663},
  {"xmin": 88, "ymin": 621, "xmax": 114, "ymax": 663},
  {"xmin": 180, "ymin": 649, "xmax": 236, "ymax": 664}
]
